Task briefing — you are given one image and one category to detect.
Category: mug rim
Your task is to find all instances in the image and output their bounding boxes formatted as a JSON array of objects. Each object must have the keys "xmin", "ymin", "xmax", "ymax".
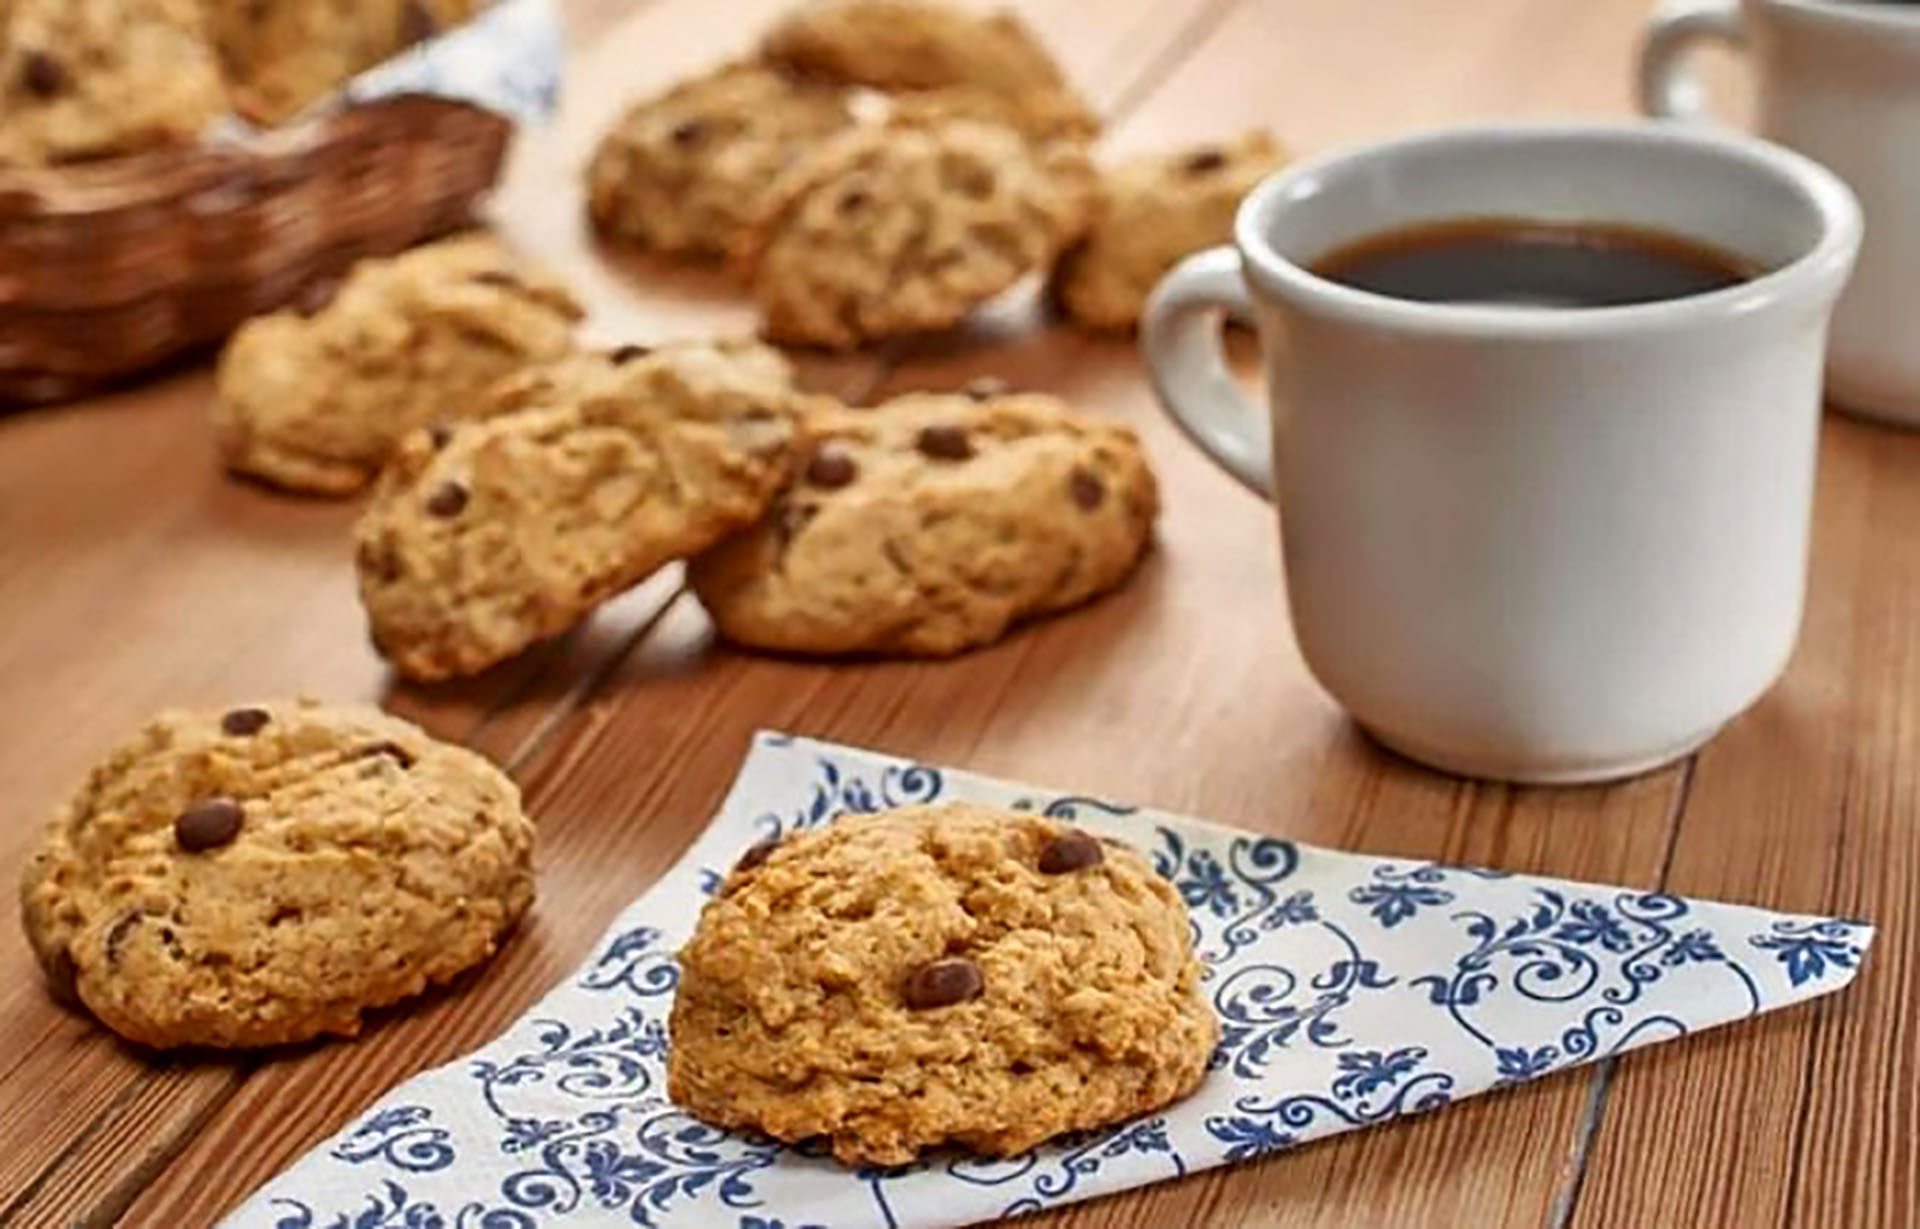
[
  {"xmin": 1758, "ymin": 0, "xmax": 1920, "ymax": 32},
  {"xmin": 1234, "ymin": 121, "xmax": 1862, "ymax": 339}
]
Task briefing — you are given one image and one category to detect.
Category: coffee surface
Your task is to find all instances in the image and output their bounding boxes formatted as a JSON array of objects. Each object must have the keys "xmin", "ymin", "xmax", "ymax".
[{"xmin": 1311, "ymin": 218, "xmax": 1757, "ymax": 308}]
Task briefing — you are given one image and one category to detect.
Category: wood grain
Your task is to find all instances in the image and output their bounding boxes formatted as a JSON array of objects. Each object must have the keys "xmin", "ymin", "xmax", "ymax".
[{"xmin": 2, "ymin": 0, "xmax": 1908, "ymax": 1227}]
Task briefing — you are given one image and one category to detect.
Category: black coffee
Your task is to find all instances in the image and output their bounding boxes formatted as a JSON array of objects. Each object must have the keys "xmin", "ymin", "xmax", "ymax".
[{"xmin": 1311, "ymin": 218, "xmax": 1758, "ymax": 309}]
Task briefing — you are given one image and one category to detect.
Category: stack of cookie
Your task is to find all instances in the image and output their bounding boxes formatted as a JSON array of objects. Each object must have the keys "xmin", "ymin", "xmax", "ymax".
[
  {"xmin": 586, "ymin": 0, "xmax": 1288, "ymax": 343},
  {"xmin": 0, "ymin": 0, "xmax": 485, "ymax": 166}
]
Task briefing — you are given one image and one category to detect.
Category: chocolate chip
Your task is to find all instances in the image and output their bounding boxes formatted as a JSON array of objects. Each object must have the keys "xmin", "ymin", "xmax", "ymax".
[
  {"xmin": 806, "ymin": 447, "xmax": 858, "ymax": 489},
  {"xmin": 220, "ymin": 707, "xmax": 271, "ymax": 737},
  {"xmin": 610, "ymin": 343, "xmax": 652, "ymax": 364},
  {"xmin": 670, "ymin": 119, "xmax": 707, "ymax": 147},
  {"xmin": 916, "ymin": 425, "xmax": 973, "ymax": 462},
  {"xmin": 20, "ymin": 51, "xmax": 65, "ymax": 97},
  {"xmin": 1068, "ymin": 467, "xmax": 1105, "ymax": 511},
  {"xmin": 425, "ymin": 481, "xmax": 469, "ymax": 518},
  {"xmin": 104, "ymin": 911, "xmax": 146, "ymax": 965},
  {"xmin": 902, "ymin": 958, "xmax": 984, "ymax": 1009},
  {"xmin": 838, "ymin": 187, "xmax": 870, "ymax": 215},
  {"xmin": 358, "ymin": 741, "xmax": 415, "ymax": 769},
  {"xmin": 1183, "ymin": 148, "xmax": 1228, "ymax": 175},
  {"xmin": 176, "ymin": 799, "xmax": 244, "ymax": 853},
  {"xmin": 962, "ymin": 377, "xmax": 1008, "ymax": 401},
  {"xmin": 1038, "ymin": 828, "xmax": 1105, "ymax": 874},
  {"xmin": 734, "ymin": 836, "xmax": 780, "ymax": 873},
  {"xmin": 359, "ymin": 537, "xmax": 403, "ymax": 583},
  {"xmin": 400, "ymin": 0, "xmax": 437, "ymax": 44},
  {"xmin": 427, "ymin": 422, "xmax": 454, "ymax": 449}
]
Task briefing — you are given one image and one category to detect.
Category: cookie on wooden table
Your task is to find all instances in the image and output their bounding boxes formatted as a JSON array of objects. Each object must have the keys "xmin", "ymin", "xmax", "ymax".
[
  {"xmin": 18, "ymin": 700, "xmax": 533, "ymax": 1050},
  {"xmin": 745, "ymin": 114, "xmax": 1095, "ymax": 349},
  {"xmin": 356, "ymin": 340, "xmax": 830, "ymax": 682},
  {"xmin": 203, "ymin": 0, "xmax": 484, "ymax": 125},
  {"xmin": 689, "ymin": 388, "xmax": 1158, "ymax": 656},
  {"xmin": 213, "ymin": 234, "xmax": 583, "ymax": 497},
  {"xmin": 0, "ymin": 0, "xmax": 228, "ymax": 166},
  {"xmin": 760, "ymin": 0, "xmax": 1098, "ymax": 140},
  {"xmin": 587, "ymin": 62, "xmax": 857, "ymax": 260},
  {"xmin": 1054, "ymin": 131, "xmax": 1289, "ymax": 331},
  {"xmin": 669, "ymin": 802, "xmax": 1216, "ymax": 1166}
]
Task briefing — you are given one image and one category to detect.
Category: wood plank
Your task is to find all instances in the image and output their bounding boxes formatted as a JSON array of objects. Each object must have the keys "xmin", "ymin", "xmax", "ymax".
[
  {"xmin": 1570, "ymin": 419, "xmax": 1920, "ymax": 1229},
  {"xmin": 51, "ymin": 0, "xmax": 1226, "ymax": 1223}
]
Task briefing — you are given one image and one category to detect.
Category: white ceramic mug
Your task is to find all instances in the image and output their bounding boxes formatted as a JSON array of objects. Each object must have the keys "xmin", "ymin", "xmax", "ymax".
[
  {"xmin": 1640, "ymin": 0, "xmax": 1920, "ymax": 426},
  {"xmin": 1142, "ymin": 123, "xmax": 1859, "ymax": 784}
]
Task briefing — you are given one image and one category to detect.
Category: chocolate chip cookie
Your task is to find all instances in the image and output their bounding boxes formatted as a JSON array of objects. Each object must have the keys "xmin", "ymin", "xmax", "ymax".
[
  {"xmin": 0, "ymin": 0, "xmax": 228, "ymax": 166},
  {"xmin": 746, "ymin": 114, "xmax": 1095, "ymax": 348},
  {"xmin": 689, "ymin": 389, "xmax": 1158, "ymax": 656},
  {"xmin": 357, "ymin": 340, "xmax": 830, "ymax": 681},
  {"xmin": 587, "ymin": 62, "xmax": 857, "ymax": 260},
  {"xmin": 19, "ymin": 700, "xmax": 533, "ymax": 1050},
  {"xmin": 669, "ymin": 802, "xmax": 1216, "ymax": 1166},
  {"xmin": 203, "ymin": 0, "xmax": 483, "ymax": 126},
  {"xmin": 213, "ymin": 234, "xmax": 583, "ymax": 497},
  {"xmin": 1054, "ymin": 131, "xmax": 1288, "ymax": 331},
  {"xmin": 760, "ymin": 0, "xmax": 1098, "ymax": 140}
]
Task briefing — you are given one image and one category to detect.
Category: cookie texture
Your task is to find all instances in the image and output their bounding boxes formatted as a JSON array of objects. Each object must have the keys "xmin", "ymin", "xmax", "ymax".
[
  {"xmin": 1055, "ymin": 131, "xmax": 1288, "ymax": 331},
  {"xmin": 213, "ymin": 234, "xmax": 582, "ymax": 497},
  {"xmin": 761, "ymin": 0, "xmax": 1097, "ymax": 140},
  {"xmin": 0, "ymin": 0, "xmax": 228, "ymax": 165},
  {"xmin": 689, "ymin": 390, "xmax": 1157, "ymax": 656},
  {"xmin": 587, "ymin": 62, "xmax": 856, "ymax": 259},
  {"xmin": 203, "ymin": 0, "xmax": 482, "ymax": 125},
  {"xmin": 669, "ymin": 802, "xmax": 1216, "ymax": 1166},
  {"xmin": 18, "ymin": 701, "xmax": 533, "ymax": 1050},
  {"xmin": 357, "ymin": 340, "xmax": 828, "ymax": 681},
  {"xmin": 747, "ymin": 116, "xmax": 1094, "ymax": 349}
]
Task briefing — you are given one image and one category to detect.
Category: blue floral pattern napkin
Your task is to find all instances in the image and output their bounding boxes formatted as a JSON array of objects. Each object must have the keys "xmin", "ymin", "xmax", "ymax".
[{"xmin": 229, "ymin": 732, "xmax": 1873, "ymax": 1229}]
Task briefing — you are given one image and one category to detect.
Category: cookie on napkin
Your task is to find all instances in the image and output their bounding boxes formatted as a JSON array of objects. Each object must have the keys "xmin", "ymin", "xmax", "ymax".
[
  {"xmin": 669, "ymin": 801, "xmax": 1217, "ymax": 1165},
  {"xmin": 18, "ymin": 700, "xmax": 534, "ymax": 1050}
]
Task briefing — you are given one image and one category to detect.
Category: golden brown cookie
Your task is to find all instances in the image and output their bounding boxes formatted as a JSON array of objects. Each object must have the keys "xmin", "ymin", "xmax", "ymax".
[
  {"xmin": 586, "ymin": 62, "xmax": 857, "ymax": 260},
  {"xmin": 1055, "ymin": 131, "xmax": 1288, "ymax": 331},
  {"xmin": 356, "ymin": 340, "xmax": 831, "ymax": 682},
  {"xmin": 745, "ymin": 115, "xmax": 1094, "ymax": 349},
  {"xmin": 213, "ymin": 234, "xmax": 583, "ymax": 497},
  {"xmin": 18, "ymin": 700, "xmax": 533, "ymax": 1050},
  {"xmin": 203, "ymin": 0, "xmax": 482, "ymax": 125},
  {"xmin": 0, "ymin": 0, "xmax": 228, "ymax": 166},
  {"xmin": 669, "ymin": 802, "xmax": 1216, "ymax": 1166},
  {"xmin": 760, "ymin": 0, "xmax": 1097, "ymax": 140},
  {"xmin": 689, "ymin": 388, "xmax": 1158, "ymax": 656}
]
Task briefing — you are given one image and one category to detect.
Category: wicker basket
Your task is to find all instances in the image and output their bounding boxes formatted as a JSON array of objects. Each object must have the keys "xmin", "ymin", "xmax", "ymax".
[{"xmin": 0, "ymin": 96, "xmax": 512, "ymax": 405}]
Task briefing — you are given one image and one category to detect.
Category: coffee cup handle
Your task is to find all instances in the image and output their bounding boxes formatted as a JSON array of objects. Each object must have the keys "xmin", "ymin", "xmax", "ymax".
[
  {"xmin": 1637, "ymin": 0, "xmax": 1747, "ymax": 121},
  {"xmin": 1141, "ymin": 247, "xmax": 1275, "ymax": 500}
]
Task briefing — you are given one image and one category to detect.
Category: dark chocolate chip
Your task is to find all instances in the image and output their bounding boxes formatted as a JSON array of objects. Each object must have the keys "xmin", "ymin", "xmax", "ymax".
[
  {"xmin": 916, "ymin": 425, "xmax": 974, "ymax": 462},
  {"xmin": 358, "ymin": 740, "xmax": 416, "ymax": 769},
  {"xmin": 400, "ymin": 0, "xmax": 438, "ymax": 44},
  {"xmin": 838, "ymin": 187, "xmax": 870, "ymax": 215},
  {"xmin": 1038, "ymin": 828, "xmax": 1105, "ymax": 874},
  {"xmin": 1183, "ymin": 148, "xmax": 1228, "ymax": 175},
  {"xmin": 425, "ymin": 481, "xmax": 469, "ymax": 518},
  {"xmin": 670, "ymin": 119, "xmax": 707, "ymax": 146},
  {"xmin": 1068, "ymin": 467, "xmax": 1105, "ymax": 511},
  {"xmin": 734, "ymin": 836, "xmax": 781, "ymax": 873},
  {"xmin": 20, "ymin": 51, "xmax": 65, "ymax": 98},
  {"xmin": 961, "ymin": 377, "xmax": 1008, "ymax": 401},
  {"xmin": 104, "ymin": 910, "xmax": 147, "ymax": 965},
  {"xmin": 610, "ymin": 343, "xmax": 652, "ymax": 364},
  {"xmin": 901, "ymin": 957, "xmax": 984, "ymax": 1009},
  {"xmin": 427, "ymin": 422, "xmax": 455, "ymax": 449},
  {"xmin": 805, "ymin": 447, "xmax": 858, "ymax": 489},
  {"xmin": 176, "ymin": 799, "xmax": 244, "ymax": 853},
  {"xmin": 220, "ymin": 707, "xmax": 271, "ymax": 737}
]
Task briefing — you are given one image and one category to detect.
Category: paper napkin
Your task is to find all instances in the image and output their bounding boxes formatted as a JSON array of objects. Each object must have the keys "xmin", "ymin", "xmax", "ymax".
[
  {"xmin": 230, "ymin": 733, "xmax": 1873, "ymax": 1229},
  {"xmin": 339, "ymin": 0, "xmax": 562, "ymax": 125}
]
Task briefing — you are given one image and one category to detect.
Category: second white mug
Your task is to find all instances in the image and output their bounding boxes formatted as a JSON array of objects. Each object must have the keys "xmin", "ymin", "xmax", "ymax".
[{"xmin": 1142, "ymin": 123, "xmax": 1860, "ymax": 784}]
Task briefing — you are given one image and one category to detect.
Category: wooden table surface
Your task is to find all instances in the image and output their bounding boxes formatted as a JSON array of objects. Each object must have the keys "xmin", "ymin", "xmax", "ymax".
[{"xmin": 3, "ymin": 0, "xmax": 1914, "ymax": 1225}]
